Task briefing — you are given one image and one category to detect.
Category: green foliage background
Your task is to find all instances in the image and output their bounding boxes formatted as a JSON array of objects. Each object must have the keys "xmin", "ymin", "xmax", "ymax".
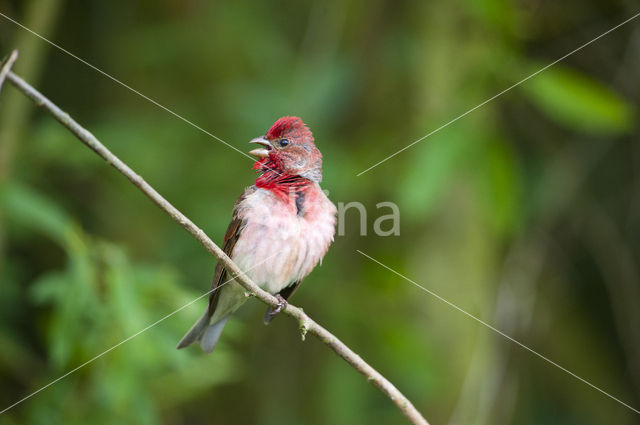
[{"xmin": 1, "ymin": 0, "xmax": 639, "ymax": 424}]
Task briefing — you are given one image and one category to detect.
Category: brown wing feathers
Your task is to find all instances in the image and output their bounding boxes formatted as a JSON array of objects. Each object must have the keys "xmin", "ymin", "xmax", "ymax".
[{"xmin": 205, "ymin": 190, "xmax": 251, "ymax": 317}]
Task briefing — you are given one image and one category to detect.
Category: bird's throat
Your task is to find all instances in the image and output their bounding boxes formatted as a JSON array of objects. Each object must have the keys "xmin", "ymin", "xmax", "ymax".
[{"xmin": 253, "ymin": 158, "xmax": 312, "ymax": 204}]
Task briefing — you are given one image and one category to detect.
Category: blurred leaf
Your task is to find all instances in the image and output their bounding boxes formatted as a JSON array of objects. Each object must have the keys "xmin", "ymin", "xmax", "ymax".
[
  {"xmin": 0, "ymin": 182, "xmax": 74, "ymax": 244},
  {"xmin": 521, "ymin": 64, "xmax": 634, "ymax": 134},
  {"xmin": 29, "ymin": 272, "xmax": 67, "ymax": 304}
]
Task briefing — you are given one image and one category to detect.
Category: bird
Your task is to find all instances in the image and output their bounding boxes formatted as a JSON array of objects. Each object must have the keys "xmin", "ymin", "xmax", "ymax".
[{"xmin": 177, "ymin": 116, "xmax": 337, "ymax": 353}]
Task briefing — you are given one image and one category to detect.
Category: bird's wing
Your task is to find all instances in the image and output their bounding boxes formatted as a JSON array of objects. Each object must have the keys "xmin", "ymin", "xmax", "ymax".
[
  {"xmin": 263, "ymin": 279, "xmax": 303, "ymax": 324},
  {"xmin": 278, "ymin": 279, "xmax": 303, "ymax": 301},
  {"xmin": 206, "ymin": 187, "xmax": 254, "ymax": 317}
]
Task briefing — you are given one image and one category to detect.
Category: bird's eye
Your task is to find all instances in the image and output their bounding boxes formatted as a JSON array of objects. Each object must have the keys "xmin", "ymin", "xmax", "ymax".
[{"xmin": 279, "ymin": 138, "xmax": 290, "ymax": 147}]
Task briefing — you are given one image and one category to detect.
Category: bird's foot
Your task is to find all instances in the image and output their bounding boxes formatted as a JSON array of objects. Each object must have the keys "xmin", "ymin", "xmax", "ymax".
[
  {"xmin": 264, "ymin": 294, "xmax": 288, "ymax": 324},
  {"xmin": 273, "ymin": 294, "xmax": 288, "ymax": 314}
]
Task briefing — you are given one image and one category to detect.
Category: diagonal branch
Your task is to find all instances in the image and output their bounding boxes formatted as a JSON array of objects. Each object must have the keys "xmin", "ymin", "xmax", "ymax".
[{"xmin": 4, "ymin": 68, "xmax": 429, "ymax": 425}]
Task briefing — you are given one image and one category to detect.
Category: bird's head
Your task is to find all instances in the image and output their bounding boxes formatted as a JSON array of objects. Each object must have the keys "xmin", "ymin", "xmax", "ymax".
[{"xmin": 249, "ymin": 116, "xmax": 323, "ymax": 182}]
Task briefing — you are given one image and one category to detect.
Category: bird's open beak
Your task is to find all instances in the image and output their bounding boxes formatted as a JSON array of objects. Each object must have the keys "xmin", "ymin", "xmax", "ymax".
[{"xmin": 248, "ymin": 137, "xmax": 272, "ymax": 158}]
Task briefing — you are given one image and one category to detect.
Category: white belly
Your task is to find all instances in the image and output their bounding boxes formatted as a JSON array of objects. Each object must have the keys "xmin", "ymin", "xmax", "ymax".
[{"xmin": 230, "ymin": 186, "xmax": 336, "ymax": 294}]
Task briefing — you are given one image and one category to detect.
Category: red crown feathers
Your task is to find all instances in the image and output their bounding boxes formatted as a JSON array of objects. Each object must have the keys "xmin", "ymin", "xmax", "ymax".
[{"xmin": 265, "ymin": 116, "xmax": 308, "ymax": 140}]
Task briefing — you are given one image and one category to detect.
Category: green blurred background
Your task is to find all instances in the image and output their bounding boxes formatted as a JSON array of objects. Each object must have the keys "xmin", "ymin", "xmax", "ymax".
[{"xmin": 1, "ymin": 0, "xmax": 639, "ymax": 424}]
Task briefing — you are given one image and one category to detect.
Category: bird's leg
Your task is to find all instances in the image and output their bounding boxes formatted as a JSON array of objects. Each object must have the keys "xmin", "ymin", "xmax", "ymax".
[{"xmin": 264, "ymin": 294, "xmax": 288, "ymax": 324}]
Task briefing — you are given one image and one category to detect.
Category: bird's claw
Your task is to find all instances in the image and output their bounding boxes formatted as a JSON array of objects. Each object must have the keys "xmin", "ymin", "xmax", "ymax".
[
  {"xmin": 264, "ymin": 294, "xmax": 288, "ymax": 324},
  {"xmin": 273, "ymin": 294, "xmax": 288, "ymax": 314}
]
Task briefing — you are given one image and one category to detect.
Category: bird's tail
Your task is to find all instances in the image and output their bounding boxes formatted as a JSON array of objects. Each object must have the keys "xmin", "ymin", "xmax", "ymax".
[{"xmin": 177, "ymin": 312, "xmax": 229, "ymax": 353}]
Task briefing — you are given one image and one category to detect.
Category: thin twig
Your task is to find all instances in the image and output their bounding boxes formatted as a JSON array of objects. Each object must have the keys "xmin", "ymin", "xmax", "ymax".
[
  {"xmin": 4, "ymin": 69, "xmax": 429, "ymax": 425},
  {"xmin": 0, "ymin": 50, "xmax": 18, "ymax": 93}
]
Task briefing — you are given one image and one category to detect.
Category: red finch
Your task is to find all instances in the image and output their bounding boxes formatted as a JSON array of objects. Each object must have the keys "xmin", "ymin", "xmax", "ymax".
[{"xmin": 178, "ymin": 117, "xmax": 337, "ymax": 352}]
